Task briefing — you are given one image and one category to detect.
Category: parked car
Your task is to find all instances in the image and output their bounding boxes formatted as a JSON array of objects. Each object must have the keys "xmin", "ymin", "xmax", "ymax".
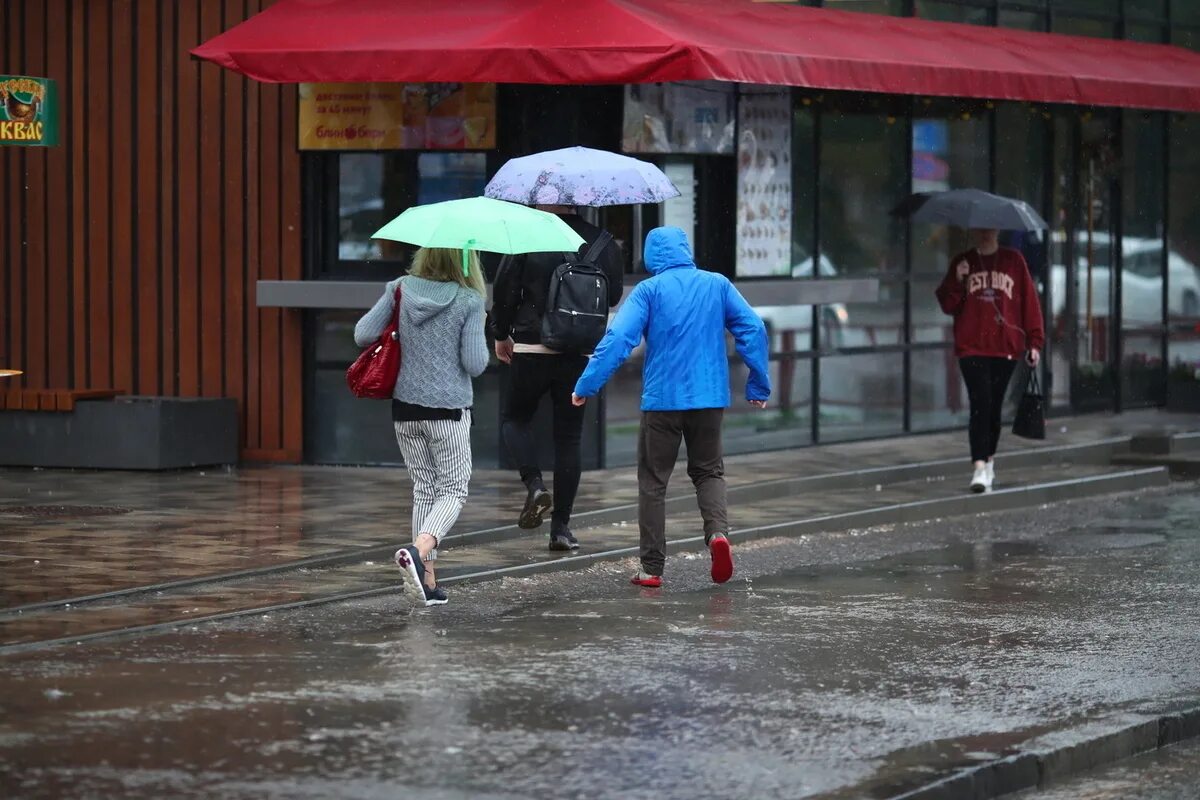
[{"xmin": 1049, "ymin": 233, "xmax": 1200, "ymax": 324}]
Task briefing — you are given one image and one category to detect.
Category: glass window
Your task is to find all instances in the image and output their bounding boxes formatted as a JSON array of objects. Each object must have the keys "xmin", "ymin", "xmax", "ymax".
[
  {"xmin": 1051, "ymin": 0, "xmax": 1117, "ymax": 13},
  {"xmin": 998, "ymin": 9, "xmax": 1046, "ymax": 30},
  {"xmin": 1168, "ymin": 113, "xmax": 1200, "ymax": 400},
  {"xmin": 1171, "ymin": 0, "xmax": 1200, "ymax": 25},
  {"xmin": 1052, "ymin": 15, "xmax": 1117, "ymax": 38},
  {"xmin": 1125, "ymin": 0, "xmax": 1166, "ymax": 19},
  {"xmin": 910, "ymin": 347, "xmax": 970, "ymax": 431},
  {"xmin": 819, "ymin": 352, "xmax": 905, "ymax": 441},
  {"xmin": 995, "ymin": 101, "xmax": 1050, "ymax": 292},
  {"xmin": 727, "ymin": 359, "xmax": 813, "ymax": 455},
  {"xmin": 621, "ymin": 82, "xmax": 736, "ymax": 155},
  {"xmin": 601, "ymin": 356, "xmax": 812, "ymax": 466},
  {"xmin": 793, "ymin": 103, "xmax": 817, "ymax": 277},
  {"xmin": 916, "ymin": 1, "xmax": 992, "ymax": 25},
  {"xmin": 1121, "ymin": 112, "xmax": 1167, "ymax": 407},
  {"xmin": 910, "ymin": 103, "xmax": 991, "ymax": 344},
  {"xmin": 309, "ymin": 310, "xmax": 403, "ymax": 465},
  {"xmin": 1127, "ymin": 22, "xmax": 1166, "ymax": 42},
  {"xmin": 337, "ymin": 152, "xmax": 488, "ymax": 263},
  {"xmin": 838, "ymin": 278, "xmax": 905, "ymax": 348},
  {"xmin": 1172, "ymin": 27, "xmax": 1200, "ymax": 50},
  {"xmin": 819, "ymin": 104, "xmax": 908, "ymax": 277},
  {"xmin": 821, "ymin": 0, "xmax": 904, "ymax": 13}
]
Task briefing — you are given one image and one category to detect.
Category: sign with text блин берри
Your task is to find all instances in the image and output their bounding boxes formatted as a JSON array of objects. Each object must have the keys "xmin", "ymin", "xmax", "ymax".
[
  {"xmin": 298, "ymin": 83, "xmax": 495, "ymax": 151},
  {"xmin": 0, "ymin": 76, "xmax": 59, "ymax": 147}
]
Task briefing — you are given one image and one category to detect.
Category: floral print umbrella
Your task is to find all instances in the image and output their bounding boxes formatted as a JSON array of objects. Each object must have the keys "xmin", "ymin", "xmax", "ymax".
[{"xmin": 485, "ymin": 146, "xmax": 681, "ymax": 207}]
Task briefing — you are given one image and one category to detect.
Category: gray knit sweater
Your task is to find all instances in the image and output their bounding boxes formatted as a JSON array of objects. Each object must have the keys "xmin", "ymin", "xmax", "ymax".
[{"xmin": 354, "ymin": 276, "xmax": 488, "ymax": 409}]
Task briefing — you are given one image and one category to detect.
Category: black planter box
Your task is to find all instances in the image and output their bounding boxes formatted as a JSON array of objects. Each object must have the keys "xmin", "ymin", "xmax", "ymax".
[{"xmin": 0, "ymin": 396, "xmax": 238, "ymax": 470}]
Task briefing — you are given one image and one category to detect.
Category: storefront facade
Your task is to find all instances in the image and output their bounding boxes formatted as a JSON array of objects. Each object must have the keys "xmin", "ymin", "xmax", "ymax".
[{"xmin": 4, "ymin": 0, "xmax": 1200, "ymax": 467}]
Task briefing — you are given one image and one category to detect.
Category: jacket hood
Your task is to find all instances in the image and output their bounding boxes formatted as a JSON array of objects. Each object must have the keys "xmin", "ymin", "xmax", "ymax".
[
  {"xmin": 644, "ymin": 227, "xmax": 695, "ymax": 275},
  {"xmin": 401, "ymin": 276, "xmax": 461, "ymax": 326}
]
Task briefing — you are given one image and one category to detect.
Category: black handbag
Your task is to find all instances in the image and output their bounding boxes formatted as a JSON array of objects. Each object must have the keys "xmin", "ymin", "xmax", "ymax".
[{"xmin": 1012, "ymin": 368, "xmax": 1046, "ymax": 440}]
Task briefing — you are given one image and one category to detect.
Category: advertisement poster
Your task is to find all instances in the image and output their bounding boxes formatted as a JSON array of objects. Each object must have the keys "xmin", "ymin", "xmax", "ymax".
[
  {"xmin": 735, "ymin": 89, "xmax": 791, "ymax": 278},
  {"xmin": 621, "ymin": 81, "xmax": 734, "ymax": 155},
  {"xmin": 0, "ymin": 76, "xmax": 58, "ymax": 147},
  {"xmin": 299, "ymin": 83, "xmax": 495, "ymax": 151}
]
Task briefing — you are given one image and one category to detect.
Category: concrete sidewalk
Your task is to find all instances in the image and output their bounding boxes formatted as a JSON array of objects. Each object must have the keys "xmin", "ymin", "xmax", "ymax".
[{"xmin": 0, "ymin": 409, "xmax": 1195, "ymax": 650}]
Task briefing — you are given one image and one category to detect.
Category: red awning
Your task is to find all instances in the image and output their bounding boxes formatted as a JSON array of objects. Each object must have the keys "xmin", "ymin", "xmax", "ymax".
[{"xmin": 192, "ymin": 0, "xmax": 1200, "ymax": 111}]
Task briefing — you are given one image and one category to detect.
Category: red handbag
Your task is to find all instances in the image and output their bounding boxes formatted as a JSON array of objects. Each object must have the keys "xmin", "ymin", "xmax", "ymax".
[{"xmin": 346, "ymin": 283, "xmax": 402, "ymax": 399}]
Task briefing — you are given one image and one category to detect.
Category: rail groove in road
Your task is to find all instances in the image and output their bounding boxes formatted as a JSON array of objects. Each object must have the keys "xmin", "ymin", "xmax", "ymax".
[
  {"xmin": 0, "ymin": 437, "xmax": 1130, "ymax": 619},
  {"xmin": 0, "ymin": 465, "xmax": 1168, "ymax": 656}
]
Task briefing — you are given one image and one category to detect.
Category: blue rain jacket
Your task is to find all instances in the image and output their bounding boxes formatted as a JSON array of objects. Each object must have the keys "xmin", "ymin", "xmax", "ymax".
[{"xmin": 574, "ymin": 227, "xmax": 770, "ymax": 411}]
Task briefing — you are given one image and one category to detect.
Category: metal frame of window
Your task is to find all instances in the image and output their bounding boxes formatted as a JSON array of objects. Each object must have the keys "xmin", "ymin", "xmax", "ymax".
[{"xmin": 296, "ymin": 1, "xmax": 1197, "ymax": 463}]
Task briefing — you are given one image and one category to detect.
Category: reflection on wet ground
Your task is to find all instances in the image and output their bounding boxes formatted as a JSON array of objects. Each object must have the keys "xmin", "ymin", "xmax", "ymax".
[
  {"xmin": 0, "ymin": 460, "xmax": 1132, "ymax": 649},
  {"xmin": 2, "ymin": 490, "xmax": 1199, "ymax": 799},
  {"xmin": 0, "ymin": 410, "xmax": 1179, "ymax": 609}
]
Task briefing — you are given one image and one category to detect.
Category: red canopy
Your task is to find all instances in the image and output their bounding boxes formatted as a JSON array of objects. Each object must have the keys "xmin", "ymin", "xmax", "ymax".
[{"xmin": 192, "ymin": 0, "xmax": 1200, "ymax": 111}]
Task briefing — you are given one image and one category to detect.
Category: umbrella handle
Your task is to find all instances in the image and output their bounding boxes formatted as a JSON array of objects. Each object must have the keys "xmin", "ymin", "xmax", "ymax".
[{"xmin": 462, "ymin": 239, "xmax": 476, "ymax": 277}]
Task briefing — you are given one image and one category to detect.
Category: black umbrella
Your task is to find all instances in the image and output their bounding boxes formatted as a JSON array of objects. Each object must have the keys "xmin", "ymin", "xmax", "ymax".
[{"xmin": 891, "ymin": 188, "xmax": 1047, "ymax": 231}]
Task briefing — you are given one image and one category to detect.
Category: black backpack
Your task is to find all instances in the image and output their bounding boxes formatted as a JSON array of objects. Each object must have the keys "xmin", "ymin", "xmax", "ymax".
[{"xmin": 540, "ymin": 231, "xmax": 614, "ymax": 354}]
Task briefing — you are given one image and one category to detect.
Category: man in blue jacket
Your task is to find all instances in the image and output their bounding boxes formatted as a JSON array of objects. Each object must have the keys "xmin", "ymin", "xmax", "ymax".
[{"xmin": 572, "ymin": 227, "xmax": 770, "ymax": 588}]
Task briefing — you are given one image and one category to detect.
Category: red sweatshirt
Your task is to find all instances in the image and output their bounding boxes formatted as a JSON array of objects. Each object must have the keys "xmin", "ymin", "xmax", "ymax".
[{"xmin": 935, "ymin": 247, "xmax": 1045, "ymax": 359}]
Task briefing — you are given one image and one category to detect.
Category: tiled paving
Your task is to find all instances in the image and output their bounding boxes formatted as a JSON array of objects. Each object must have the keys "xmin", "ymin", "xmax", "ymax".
[
  {"xmin": 0, "ymin": 409, "xmax": 1195, "ymax": 650},
  {"xmin": 0, "ymin": 460, "xmax": 1136, "ymax": 648},
  {"xmin": 0, "ymin": 409, "xmax": 1193, "ymax": 611}
]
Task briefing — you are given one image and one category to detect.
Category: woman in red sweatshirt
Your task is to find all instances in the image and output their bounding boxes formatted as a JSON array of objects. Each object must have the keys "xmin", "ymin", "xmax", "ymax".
[{"xmin": 936, "ymin": 228, "xmax": 1045, "ymax": 493}]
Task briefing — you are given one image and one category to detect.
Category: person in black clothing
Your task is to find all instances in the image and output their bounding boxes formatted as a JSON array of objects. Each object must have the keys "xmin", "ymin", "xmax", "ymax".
[{"xmin": 489, "ymin": 205, "xmax": 624, "ymax": 550}]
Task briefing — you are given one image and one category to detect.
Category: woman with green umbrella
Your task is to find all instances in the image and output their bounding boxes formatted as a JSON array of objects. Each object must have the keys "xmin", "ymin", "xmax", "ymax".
[
  {"xmin": 357, "ymin": 197, "xmax": 585, "ymax": 607},
  {"xmin": 355, "ymin": 247, "xmax": 489, "ymax": 607}
]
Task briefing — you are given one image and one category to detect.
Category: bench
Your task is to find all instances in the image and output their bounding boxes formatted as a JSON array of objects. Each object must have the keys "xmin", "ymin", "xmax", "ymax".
[{"xmin": 0, "ymin": 388, "xmax": 122, "ymax": 412}]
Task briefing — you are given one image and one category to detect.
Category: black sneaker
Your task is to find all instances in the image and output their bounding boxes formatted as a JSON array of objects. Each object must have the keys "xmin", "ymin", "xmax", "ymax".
[
  {"xmin": 518, "ymin": 486, "xmax": 552, "ymax": 529},
  {"xmin": 549, "ymin": 528, "xmax": 580, "ymax": 551},
  {"xmin": 423, "ymin": 584, "xmax": 448, "ymax": 606},
  {"xmin": 394, "ymin": 546, "xmax": 429, "ymax": 606}
]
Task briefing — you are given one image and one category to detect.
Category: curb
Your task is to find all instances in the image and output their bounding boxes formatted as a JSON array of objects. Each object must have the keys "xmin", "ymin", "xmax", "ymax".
[
  {"xmin": 0, "ymin": 466, "xmax": 1167, "ymax": 656},
  {"xmin": 0, "ymin": 437, "xmax": 1130, "ymax": 618},
  {"xmin": 889, "ymin": 705, "xmax": 1200, "ymax": 799}
]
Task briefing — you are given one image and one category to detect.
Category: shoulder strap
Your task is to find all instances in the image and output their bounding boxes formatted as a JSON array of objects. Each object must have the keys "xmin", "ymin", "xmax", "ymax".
[
  {"xmin": 392, "ymin": 281, "xmax": 403, "ymax": 326},
  {"xmin": 580, "ymin": 231, "xmax": 614, "ymax": 265}
]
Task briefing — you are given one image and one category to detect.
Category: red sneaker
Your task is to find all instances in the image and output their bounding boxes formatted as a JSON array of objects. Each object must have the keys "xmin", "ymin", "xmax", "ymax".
[
  {"xmin": 630, "ymin": 571, "xmax": 662, "ymax": 588},
  {"xmin": 709, "ymin": 535, "xmax": 734, "ymax": 583}
]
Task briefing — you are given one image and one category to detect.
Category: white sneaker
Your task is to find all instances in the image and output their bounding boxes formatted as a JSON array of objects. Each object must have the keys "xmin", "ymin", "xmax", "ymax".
[
  {"xmin": 970, "ymin": 466, "xmax": 988, "ymax": 494},
  {"xmin": 985, "ymin": 461, "xmax": 995, "ymax": 490}
]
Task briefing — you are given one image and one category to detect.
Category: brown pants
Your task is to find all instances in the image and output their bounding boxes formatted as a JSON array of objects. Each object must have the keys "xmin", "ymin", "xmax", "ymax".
[{"xmin": 637, "ymin": 408, "xmax": 728, "ymax": 577}]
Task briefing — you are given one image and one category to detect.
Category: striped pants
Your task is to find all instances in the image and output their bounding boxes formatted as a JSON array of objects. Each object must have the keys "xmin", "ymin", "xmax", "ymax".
[{"xmin": 394, "ymin": 412, "xmax": 473, "ymax": 561}]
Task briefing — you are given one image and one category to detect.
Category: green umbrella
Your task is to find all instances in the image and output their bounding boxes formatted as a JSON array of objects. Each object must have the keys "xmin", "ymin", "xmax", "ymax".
[{"xmin": 372, "ymin": 196, "xmax": 586, "ymax": 276}]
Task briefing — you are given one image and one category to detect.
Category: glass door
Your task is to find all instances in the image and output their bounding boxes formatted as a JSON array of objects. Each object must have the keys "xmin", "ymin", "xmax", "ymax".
[{"xmin": 1049, "ymin": 112, "xmax": 1119, "ymax": 413}]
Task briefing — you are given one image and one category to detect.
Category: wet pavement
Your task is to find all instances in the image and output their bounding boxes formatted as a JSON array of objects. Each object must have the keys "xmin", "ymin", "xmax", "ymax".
[
  {"xmin": 0, "ymin": 409, "xmax": 1188, "ymax": 610},
  {"xmin": 1014, "ymin": 738, "xmax": 1200, "ymax": 799},
  {"xmin": 0, "ymin": 460, "xmax": 1163, "ymax": 649},
  {"xmin": 2, "ymin": 485, "xmax": 1199, "ymax": 799},
  {"xmin": 0, "ymin": 410, "xmax": 1191, "ymax": 650}
]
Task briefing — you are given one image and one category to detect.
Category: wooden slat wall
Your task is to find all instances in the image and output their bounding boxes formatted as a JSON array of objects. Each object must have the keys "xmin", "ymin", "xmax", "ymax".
[{"xmin": 1, "ymin": 0, "xmax": 304, "ymax": 461}]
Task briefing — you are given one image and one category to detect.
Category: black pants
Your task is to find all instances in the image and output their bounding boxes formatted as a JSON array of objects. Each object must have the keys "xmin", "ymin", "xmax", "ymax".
[
  {"xmin": 637, "ymin": 409, "xmax": 727, "ymax": 577},
  {"xmin": 959, "ymin": 356, "xmax": 1017, "ymax": 463},
  {"xmin": 501, "ymin": 353, "xmax": 588, "ymax": 529}
]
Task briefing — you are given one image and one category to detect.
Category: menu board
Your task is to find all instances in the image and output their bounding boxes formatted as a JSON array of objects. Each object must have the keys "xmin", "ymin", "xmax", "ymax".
[
  {"xmin": 736, "ymin": 89, "xmax": 792, "ymax": 277},
  {"xmin": 298, "ymin": 83, "xmax": 495, "ymax": 151}
]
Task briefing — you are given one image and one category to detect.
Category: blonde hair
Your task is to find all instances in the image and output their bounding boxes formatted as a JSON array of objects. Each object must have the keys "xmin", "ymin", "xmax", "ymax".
[{"xmin": 408, "ymin": 247, "xmax": 486, "ymax": 296}]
